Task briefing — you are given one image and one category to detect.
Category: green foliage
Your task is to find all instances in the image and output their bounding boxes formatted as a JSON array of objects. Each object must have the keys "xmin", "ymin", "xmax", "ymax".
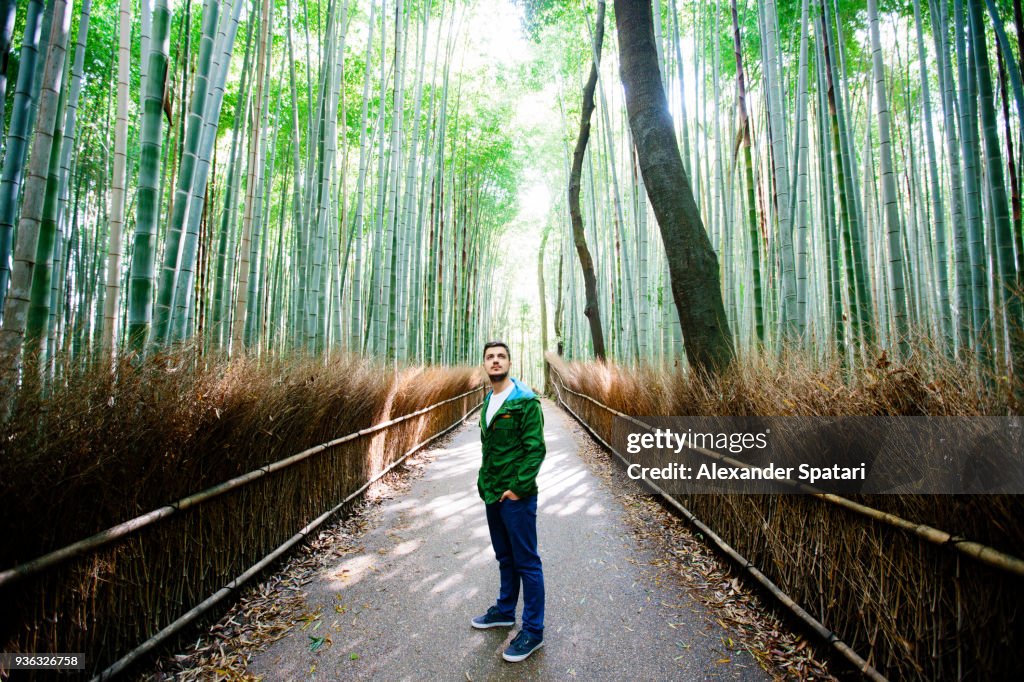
[
  {"xmin": 7, "ymin": 0, "xmax": 1011, "ymax": 372},
  {"xmin": 513, "ymin": 0, "xmax": 580, "ymax": 42}
]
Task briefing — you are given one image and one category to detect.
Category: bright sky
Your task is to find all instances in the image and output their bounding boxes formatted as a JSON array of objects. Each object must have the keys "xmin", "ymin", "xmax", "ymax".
[
  {"xmin": 457, "ymin": 1, "xmax": 558, "ymax": 383},
  {"xmin": 460, "ymin": 0, "xmax": 532, "ymax": 70}
]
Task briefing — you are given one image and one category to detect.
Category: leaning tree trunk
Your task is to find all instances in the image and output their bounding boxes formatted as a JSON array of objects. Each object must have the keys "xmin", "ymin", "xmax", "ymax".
[
  {"xmin": 568, "ymin": 0, "xmax": 607, "ymax": 360},
  {"xmin": 613, "ymin": 0, "xmax": 733, "ymax": 373}
]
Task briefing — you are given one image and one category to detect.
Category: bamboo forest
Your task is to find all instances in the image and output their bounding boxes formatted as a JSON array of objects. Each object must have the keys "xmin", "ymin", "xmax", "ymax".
[
  {"xmin": 0, "ymin": 0, "xmax": 1022, "ymax": 382},
  {"xmin": 1, "ymin": 0, "xmax": 1023, "ymax": 680}
]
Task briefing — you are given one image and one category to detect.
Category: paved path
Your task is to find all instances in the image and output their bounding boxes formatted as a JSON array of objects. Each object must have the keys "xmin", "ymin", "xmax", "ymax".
[{"xmin": 248, "ymin": 400, "xmax": 768, "ymax": 681}]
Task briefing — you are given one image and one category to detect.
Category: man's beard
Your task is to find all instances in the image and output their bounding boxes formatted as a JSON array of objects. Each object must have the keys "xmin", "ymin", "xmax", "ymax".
[{"xmin": 488, "ymin": 370, "xmax": 509, "ymax": 382}]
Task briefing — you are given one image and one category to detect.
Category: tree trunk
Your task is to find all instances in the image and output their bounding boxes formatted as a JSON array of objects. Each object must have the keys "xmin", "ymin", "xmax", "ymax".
[
  {"xmin": 553, "ymin": 212, "xmax": 564, "ymax": 357},
  {"xmin": 613, "ymin": 0, "xmax": 733, "ymax": 373},
  {"xmin": 568, "ymin": 0, "xmax": 607, "ymax": 360}
]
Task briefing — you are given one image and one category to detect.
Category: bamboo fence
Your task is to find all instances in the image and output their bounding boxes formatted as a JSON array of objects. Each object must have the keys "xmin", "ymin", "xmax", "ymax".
[
  {"xmin": 0, "ymin": 384, "xmax": 483, "ymax": 680},
  {"xmin": 550, "ymin": 366, "xmax": 1024, "ymax": 681}
]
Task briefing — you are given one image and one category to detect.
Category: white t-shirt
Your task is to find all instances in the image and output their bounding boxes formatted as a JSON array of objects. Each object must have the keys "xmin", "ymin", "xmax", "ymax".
[{"xmin": 485, "ymin": 383, "xmax": 515, "ymax": 427}]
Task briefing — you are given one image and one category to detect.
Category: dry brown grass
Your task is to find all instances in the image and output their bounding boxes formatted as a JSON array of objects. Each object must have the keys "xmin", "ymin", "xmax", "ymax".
[
  {"xmin": 0, "ymin": 352, "xmax": 480, "ymax": 564},
  {"xmin": 550, "ymin": 345, "xmax": 1013, "ymax": 417},
  {"xmin": 0, "ymin": 349, "xmax": 483, "ymax": 678},
  {"xmin": 551, "ymin": 350, "xmax": 1024, "ymax": 681}
]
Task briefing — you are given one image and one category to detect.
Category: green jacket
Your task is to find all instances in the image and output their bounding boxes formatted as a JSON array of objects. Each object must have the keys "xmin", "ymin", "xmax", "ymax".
[{"xmin": 478, "ymin": 378, "xmax": 546, "ymax": 504}]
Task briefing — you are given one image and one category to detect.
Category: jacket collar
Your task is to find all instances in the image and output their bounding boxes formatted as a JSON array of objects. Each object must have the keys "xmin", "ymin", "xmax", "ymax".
[
  {"xmin": 484, "ymin": 377, "xmax": 534, "ymax": 402},
  {"xmin": 482, "ymin": 378, "xmax": 535, "ymax": 428}
]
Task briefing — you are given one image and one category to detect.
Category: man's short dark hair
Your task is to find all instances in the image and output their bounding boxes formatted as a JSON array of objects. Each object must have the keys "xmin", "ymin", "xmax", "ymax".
[{"xmin": 483, "ymin": 340, "xmax": 510, "ymax": 359}]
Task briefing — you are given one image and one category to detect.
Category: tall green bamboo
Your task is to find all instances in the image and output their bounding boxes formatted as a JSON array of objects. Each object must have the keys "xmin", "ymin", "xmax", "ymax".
[
  {"xmin": 101, "ymin": 0, "xmax": 129, "ymax": 356},
  {"xmin": 731, "ymin": 0, "xmax": 763, "ymax": 346},
  {"xmin": 0, "ymin": 0, "xmax": 45, "ymax": 314},
  {"xmin": 914, "ymin": 0, "xmax": 952, "ymax": 352},
  {"xmin": 210, "ymin": 12, "xmax": 253, "ymax": 349},
  {"xmin": 154, "ymin": 0, "xmax": 221, "ymax": 347},
  {"xmin": 126, "ymin": 0, "xmax": 171, "ymax": 352},
  {"xmin": 172, "ymin": 0, "xmax": 244, "ymax": 343},
  {"xmin": 813, "ymin": 23, "xmax": 844, "ymax": 357},
  {"xmin": 760, "ymin": 0, "xmax": 796, "ymax": 337},
  {"xmin": 0, "ymin": 0, "xmax": 72, "ymax": 396},
  {"xmin": 969, "ymin": 0, "xmax": 1023, "ymax": 380},
  {"xmin": 232, "ymin": 0, "xmax": 271, "ymax": 353},
  {"xmin": 868, "ymin": 0, "xmax": 909, "ymax": 356},
  {"xmin": 244, "ymin": 4, "xmax": 283, "ymax": 350},
  {"xmin": 931, "ymin": 0, "xmax": 972, "ymax": 353},
  {"xmin": 0, "ymin": 0, "xmax": 15, "ymax": 145},
  {"xmin": 954, "ymin": 0, "xmax": 989, "ymax": 359},
  {"xmin": 821, "ymin": 0, "xmax": 874, "ymax": 351},
  {"xmin": 48, "ymin": 0, "xmax": 91, "ymax": 368},
  {"xmin": 23, "ymin": 72, "xmax": 67, "ymax": 381}
]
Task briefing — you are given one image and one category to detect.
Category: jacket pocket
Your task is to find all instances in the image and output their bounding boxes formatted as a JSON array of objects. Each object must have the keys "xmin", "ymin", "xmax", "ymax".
[{"xmin": 490, "ymin": 418, "xmax": 516, "ymax": 447}]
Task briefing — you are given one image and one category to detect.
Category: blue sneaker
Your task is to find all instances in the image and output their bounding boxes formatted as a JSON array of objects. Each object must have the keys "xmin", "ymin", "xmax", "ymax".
[
  {"xmin": 502, "ymin": 630, "xmax": 544, "ymax": 662},
  {"xmin": 471, "ymin": 606, "xmax": 515, "ymax": 629}
]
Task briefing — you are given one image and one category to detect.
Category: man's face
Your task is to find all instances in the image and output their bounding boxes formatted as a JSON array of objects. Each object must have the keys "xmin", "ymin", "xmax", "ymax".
[{"xmin": 483, "ymin": 346, "xmax": 510, "ymax": 382}]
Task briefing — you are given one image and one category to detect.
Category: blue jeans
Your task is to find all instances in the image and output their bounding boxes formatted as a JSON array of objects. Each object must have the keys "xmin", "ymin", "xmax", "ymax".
[{"xmin": 485, "ymin": 495, "xmax": 545, "ymax": 638}]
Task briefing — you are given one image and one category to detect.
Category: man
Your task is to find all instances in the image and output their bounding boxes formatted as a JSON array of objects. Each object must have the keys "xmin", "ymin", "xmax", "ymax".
[{"xmin": 471, "ymin": 340, "xmax": 546, "ymax": 662}]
